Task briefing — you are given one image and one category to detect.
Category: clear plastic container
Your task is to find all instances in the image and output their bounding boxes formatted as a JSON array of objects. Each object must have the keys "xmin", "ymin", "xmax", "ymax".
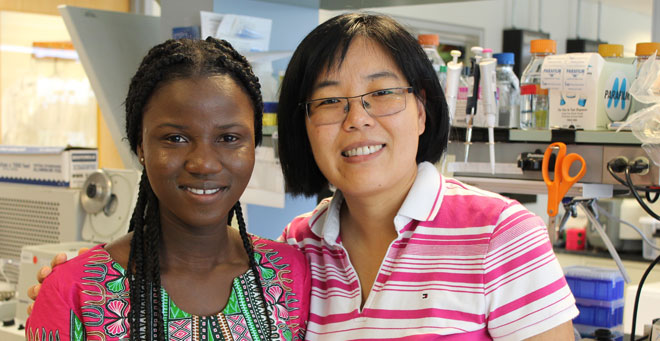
[
  {"xmin": 564, "ymin": 266, "xmax": 624, "ymax": 301},
  {"xmin": 493, "ymin": 52, "xmax": 520, "ymax": 128},
  {"xmin": 519, "ymin": 39, "xmax": 556, "ymax": 130}
]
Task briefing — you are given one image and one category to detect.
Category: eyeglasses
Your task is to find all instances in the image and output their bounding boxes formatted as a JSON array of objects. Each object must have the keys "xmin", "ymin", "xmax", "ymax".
[{"xmin": 301, "ymin": 87, "xmax": 414, "ymax": 126}]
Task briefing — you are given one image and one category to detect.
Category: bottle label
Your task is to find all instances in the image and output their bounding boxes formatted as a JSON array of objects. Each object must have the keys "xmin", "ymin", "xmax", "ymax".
[
  {"xmin": 520, "ymin": 84, "xmax": 548, "ymax": 96},
  {"xmin": 520, "ymin": 84, "xmax": 537, "ymax": 95}
]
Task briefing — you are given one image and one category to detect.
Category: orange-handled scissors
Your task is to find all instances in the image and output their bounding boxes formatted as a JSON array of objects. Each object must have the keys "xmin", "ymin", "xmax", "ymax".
[{"xmin": 542, "ymin": 142, "xmax": 586, "ymax": 244}]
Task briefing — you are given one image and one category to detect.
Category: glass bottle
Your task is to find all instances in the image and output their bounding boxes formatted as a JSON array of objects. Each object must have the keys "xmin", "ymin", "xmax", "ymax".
[
  {"xmin": 519, "ymin": 39, "xmax": 556, "ymax": 130},
  {"xmin": 418, "ymin": 34, "xmax": 445, "ymax": 85},
  {"xmin": 631, "ymin": 42, "xmax": 660, "ymax": 114}
]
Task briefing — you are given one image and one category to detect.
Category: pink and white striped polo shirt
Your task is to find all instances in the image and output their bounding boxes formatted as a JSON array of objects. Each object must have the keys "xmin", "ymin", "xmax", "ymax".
[{"xmin": 282, "ymin": 162, "xmax": 578, "ymax": 340}]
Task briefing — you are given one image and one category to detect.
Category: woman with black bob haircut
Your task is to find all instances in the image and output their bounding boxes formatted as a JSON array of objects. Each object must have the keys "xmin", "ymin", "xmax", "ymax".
[
  {"xmin": 278, "ymin": 12, "xmax": 448, "ymax": 196},
  {"xmin": 279, "ymin": 13, "xmax": 578, "ymax": 340}
]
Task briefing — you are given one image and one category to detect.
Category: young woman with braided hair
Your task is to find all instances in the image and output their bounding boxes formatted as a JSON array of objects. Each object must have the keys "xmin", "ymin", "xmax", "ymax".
[{"xmin": 25, "ymin": 37, "xmax": 310, "ymax": 340}]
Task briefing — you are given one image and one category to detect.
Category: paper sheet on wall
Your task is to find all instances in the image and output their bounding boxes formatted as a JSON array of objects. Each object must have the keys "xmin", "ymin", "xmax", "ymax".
[{"xmin": 200, "ymin": 11, "xmax": 272, "ymax": 52}]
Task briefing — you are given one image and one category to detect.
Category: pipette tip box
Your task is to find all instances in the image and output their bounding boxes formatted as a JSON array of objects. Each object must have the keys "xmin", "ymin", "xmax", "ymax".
[{"xmin": 564, "ymin": 265, "xmax": 624, "ymax": 301}]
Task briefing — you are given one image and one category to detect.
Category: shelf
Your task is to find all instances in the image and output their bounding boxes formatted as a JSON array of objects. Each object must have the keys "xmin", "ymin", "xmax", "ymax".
[
  {"xmin": 508, "ymin": 129, "xmax": 641, "ymax": 144},
  {"xmin": 450, "ymin": 127, "xmax": 642, "ymax": 145},
  {"xmin": 454, "ymin": 176, "xmax": 613, "ymax": 198}
]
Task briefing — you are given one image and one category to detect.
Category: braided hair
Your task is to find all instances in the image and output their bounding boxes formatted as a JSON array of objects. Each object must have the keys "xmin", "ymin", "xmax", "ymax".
[{"xmin": 124, "ymin": 37, "xmax": 272, "ymax": 339}]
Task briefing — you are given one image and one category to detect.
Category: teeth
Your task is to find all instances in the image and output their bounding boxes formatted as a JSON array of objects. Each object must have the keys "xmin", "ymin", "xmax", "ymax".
[
  {"xmin": 343, "ymin": 144, "xmax": 383, "ymax": 157},
  {"xmin": 186, "ymin": 187, "xmax": 220, "ymax": 195}
]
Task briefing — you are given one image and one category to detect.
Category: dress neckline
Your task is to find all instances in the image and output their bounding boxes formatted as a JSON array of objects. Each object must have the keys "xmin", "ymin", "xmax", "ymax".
[{"xmin": 96, "ymin": 244, "xmax": 256, "ymax": 319}]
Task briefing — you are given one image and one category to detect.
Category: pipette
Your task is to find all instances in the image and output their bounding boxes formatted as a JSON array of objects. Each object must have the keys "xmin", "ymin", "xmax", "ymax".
[
  {"xmin": 445, "ymin": 50, "xmax": 463, "ymax": 123},
  {"xmin": 479, "ymin": 48, "xmax": 498, "ymax": 174},
  {"xmin": 464, "ymin": 46, "xmax": 483, "ymax": 163}
]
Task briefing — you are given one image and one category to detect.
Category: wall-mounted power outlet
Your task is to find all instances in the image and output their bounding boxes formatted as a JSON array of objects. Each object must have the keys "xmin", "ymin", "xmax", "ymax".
[{"xmin": 602, "ymin": 146, "xmax": 659, "ymax": 187}]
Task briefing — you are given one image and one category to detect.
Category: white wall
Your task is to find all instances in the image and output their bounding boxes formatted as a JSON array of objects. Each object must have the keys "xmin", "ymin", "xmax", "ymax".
[{"xmin": 320, "ymin": 0, "xmax": 652, "ymax": 57}]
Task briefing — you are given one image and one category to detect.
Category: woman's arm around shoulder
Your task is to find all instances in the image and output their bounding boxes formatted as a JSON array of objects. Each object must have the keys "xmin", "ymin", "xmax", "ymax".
[{"xmin": 25, "ymin": 247, "xmax": 96, "ymax": 340}]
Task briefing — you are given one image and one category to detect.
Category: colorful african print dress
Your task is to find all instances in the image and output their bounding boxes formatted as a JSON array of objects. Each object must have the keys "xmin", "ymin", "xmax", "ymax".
[{"xmin": 26, "ymin": 236, "xmax": 310, "ymax": 341}]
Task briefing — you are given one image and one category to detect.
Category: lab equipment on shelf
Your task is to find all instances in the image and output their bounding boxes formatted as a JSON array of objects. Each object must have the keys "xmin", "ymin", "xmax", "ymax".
[
  {"xmin": 464, "ymin": 46, "xmax": 483, "ymax": 163},
  {"xmin": 478, "ymin": 48, "xmax": 497, "ymax": 174},
  {"xmin": 445, "ymin": 50, "xmax": 463, "ymax": 124}
]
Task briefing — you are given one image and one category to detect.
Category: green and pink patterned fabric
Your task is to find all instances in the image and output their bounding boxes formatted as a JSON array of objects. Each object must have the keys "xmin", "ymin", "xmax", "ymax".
[{"xmin": 26, "ymin": 236, "xmax": 310, "ymax": 340}]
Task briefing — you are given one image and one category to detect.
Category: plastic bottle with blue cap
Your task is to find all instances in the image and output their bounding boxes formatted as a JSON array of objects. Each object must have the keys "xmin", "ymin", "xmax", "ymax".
[{"xmin": 493, "ymin": 52, "xmax": 520, "ymax": 128}]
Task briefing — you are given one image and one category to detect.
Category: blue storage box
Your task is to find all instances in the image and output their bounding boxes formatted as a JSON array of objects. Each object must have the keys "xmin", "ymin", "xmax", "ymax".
[
  {"xmin": 573, "ymin": 297, "xmax": 624, "ymax": 328},
  {"xmin": 564, "ymin": 266, "xmax": 624, "ymax": 301}
]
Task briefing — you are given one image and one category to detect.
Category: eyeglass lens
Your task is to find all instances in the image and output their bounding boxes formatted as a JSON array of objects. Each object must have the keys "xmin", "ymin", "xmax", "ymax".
[{"xmin": 306, "ymin": 87, "xmax": 410, "ymax": 125}]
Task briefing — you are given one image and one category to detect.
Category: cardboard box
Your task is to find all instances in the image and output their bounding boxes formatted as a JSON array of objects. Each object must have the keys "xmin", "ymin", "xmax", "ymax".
[
  {"xmin": 542, "ymin": 53, "xmax": 635, "ymax": 130},
  {"xmin": 0, "ymin": 146, "xmax": 98, "ymax": 188}
]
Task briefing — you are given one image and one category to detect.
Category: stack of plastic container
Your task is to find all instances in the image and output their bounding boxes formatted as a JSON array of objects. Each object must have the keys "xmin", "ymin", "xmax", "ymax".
[{"xmin": 564, "ymin": 266, "xmax": 625, "ymax": 340}]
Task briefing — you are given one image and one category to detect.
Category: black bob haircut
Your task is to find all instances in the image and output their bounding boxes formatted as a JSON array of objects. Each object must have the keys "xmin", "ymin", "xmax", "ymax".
[{"xmin": 277, "ymin": 12, "xmax": 450, "ymax": 197}]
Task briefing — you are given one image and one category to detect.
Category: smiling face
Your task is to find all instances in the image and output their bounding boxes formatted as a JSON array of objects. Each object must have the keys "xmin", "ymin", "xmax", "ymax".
[
  {"xmin": 305, "ymin": 37, "xmax": 426, "ymax": 199},
  {"xmin": 137, "ymin": 75, "xmax": 255, "ymax": 230}
]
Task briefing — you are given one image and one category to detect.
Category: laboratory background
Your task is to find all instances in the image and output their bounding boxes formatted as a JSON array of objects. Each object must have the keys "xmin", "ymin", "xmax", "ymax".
[{"xmin": 0, "ymin": 0, "xmax": 659, "ymax": 340}]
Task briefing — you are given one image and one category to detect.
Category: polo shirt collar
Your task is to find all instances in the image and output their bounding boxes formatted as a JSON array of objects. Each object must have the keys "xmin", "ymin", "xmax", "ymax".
[
  {"xmin": 311, "ymin": 161, "xmax": 445, "ymax": 246},
  {"xmin": 397, "ymin": 161, "xmax": 445, "ymax": 224}
]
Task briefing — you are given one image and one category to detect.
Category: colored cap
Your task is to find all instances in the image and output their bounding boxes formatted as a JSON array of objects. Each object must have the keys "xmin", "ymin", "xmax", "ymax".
[
  {"xmin": 635, "ymin": 42, "xmax": 660, "ymax": 56},
  {"xmin": 530, "ymin": 39, "xmax": 556, "ymax": 54},
  {"xmin": 418, "ymin": 34, "xmax": 439, "ymax": 46},
  {"xmin": 598, "ymin": 44, "xmax": 623, "ymax": 58},
  {"xmin": 493, "ymin": 52, "xmax": 515, "ymax": 65},
  {"xmin": 263, "ymin": 101, "xmax": 278, "ymax": 113}
]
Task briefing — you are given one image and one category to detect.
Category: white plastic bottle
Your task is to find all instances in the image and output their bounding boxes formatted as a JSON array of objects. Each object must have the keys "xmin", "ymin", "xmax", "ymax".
[
  {"xmin": 418, "ymin": 34, "xmax": 445, "ymax": 79},
  {"xmin": 519, "ymin": 39, "xmax": 555, "ymax": 130},
  {"xmin": 493, "ymin": 52, "xmax": 520, "ymax": 128}
]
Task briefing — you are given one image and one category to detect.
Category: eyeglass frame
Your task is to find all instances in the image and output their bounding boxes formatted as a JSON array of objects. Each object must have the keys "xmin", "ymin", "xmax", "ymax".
[{"xmin": 299, "ymin": 86, "xmax": 414, "ymax": 126}]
